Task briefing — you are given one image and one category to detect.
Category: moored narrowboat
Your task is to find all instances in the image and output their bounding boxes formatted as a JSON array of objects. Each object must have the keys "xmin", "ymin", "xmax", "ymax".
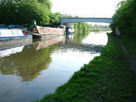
[
  {"xmin": 0, "ymin": 29, "xmax": 24, "ymax": 39},
  {"xmin": 0, "ymin": 28, "xmax": 32, "ymax": 50},
  {"xmin": 31, "ymin": 25, "xmax": 66, "ymax": 39}
]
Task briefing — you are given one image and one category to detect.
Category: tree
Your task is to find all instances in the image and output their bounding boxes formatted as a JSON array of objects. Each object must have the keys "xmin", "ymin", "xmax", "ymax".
[
  {"xmin": 112, "ymin": 0, "xmax": 136, "ymax": 36},
  {"xmin": 117, "ymin": 0, "xmax": 126, "ymax": 7},
  {"xmin": 0, "ymin": 1, "xmax": 50, "ymax": 25},
  {"xmin": 49, "ymin": 12, "xmax": 62, "ymax": 27},
  {"xmin": 38, "ymin": 0, "xmax": 52, "ymax": 11}
]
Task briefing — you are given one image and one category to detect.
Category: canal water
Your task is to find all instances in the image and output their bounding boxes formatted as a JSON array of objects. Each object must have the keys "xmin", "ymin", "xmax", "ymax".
[{"xmin": 0, "ymin": 31, "xmax": 108, "ymax": 102}]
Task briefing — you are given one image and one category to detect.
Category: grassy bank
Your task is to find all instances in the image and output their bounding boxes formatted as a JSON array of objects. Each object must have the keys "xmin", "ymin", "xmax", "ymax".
[
  {"xmin": 120, "ymin": 35, "xmax": 136, "ymax": 55},
  {"xmin": 35, "ymin": 36, "xmax": 136, "ymax": 102}
]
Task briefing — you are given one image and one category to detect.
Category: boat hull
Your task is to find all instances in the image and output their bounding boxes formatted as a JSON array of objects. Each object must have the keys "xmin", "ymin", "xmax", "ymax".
[
  {"xmin": 0, "ymin": 29, "xmax": 24, "ymax": 37},
  {"xmin": 31, "ymin": 26, "xmax": 65, "ymax": 39},
  {"xmin": 0, "ymin": 29, "xmax": 32, "ymax": 50}
]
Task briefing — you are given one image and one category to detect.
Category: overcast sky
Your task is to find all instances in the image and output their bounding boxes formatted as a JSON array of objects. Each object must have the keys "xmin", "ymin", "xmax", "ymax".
[{"xmin": 51, "ymin": 0, "xmax": 122, "ymax": 17}]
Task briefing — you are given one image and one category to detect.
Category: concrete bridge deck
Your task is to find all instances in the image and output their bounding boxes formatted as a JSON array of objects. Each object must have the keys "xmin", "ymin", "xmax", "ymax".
[{"xmin": 60, "ymin": 17, "xmax": 112, "ymax": 24}]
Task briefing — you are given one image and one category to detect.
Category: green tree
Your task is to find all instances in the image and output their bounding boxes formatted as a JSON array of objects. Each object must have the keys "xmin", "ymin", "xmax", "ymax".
[
  {"xmin": 111, "ymin": 0, "xmax": 136, "ymax": 36},
  {"xmin": 38, "ymin": 0, "xmax": 52, "ymax": 11},
  {"xmin": 0, "ymin": 1, "xmax": 50, "ymax": 25},
  {"xmin": 74, "ymin": 22, "xmax": 90, "ymax": 33},
  {"xmin": 49, "ymin": 12, "xmax": 62, "ymax": 27}
]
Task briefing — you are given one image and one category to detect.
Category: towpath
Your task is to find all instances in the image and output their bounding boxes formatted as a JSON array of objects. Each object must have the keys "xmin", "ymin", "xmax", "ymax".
[{"xmin": 116, "ymin": 36, "xmax": 136, "ymax": 75}]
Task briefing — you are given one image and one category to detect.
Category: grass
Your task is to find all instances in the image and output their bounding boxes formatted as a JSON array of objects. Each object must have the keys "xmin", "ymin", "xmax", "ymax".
[
  {"xmin": 120, "ymin": 35, "xmax": 136, "ymax": 55},
  {"xmin": 34, "ymin": 36, "xmax": 136, "ymax": 102}
]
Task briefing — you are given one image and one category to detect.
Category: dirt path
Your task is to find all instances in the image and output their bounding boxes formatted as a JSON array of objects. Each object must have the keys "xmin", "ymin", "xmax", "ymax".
[{"xmin": 116, "ymin": 37, "xmax": 136, "ymax": 75}]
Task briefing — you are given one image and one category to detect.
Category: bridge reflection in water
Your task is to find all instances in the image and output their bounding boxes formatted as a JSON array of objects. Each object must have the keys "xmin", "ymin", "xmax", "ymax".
[{"xmin": 0, "ymin": 32, "xmax": 108, "ymax": 102}]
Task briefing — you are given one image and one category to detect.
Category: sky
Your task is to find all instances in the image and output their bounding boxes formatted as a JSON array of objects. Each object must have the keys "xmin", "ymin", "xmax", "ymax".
[{"xmin": 51, "ymin": 0, "xmax": 122, "ymax": 18}]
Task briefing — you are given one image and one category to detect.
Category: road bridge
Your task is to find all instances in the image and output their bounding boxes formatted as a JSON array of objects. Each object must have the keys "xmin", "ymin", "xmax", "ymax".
[{"xmin": 60, "ymin": 17, "xmax": 112, "ymax": 25}]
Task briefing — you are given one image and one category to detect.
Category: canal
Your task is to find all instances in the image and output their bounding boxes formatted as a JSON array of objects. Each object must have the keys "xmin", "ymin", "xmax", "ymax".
[{"xmin": 0, "ymin": 31, "xmax": 108, "ymax": 102}]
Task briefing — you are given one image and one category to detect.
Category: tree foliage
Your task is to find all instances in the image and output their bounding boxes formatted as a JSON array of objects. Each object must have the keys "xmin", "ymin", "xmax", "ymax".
[
  {"xmin": 74, "ymin": 22, "xmax": 90, "ymax": 33},
  {"xmin": 49, "ymin": 12, "xmax": 62, "ymax": 27},
  {"xmin": 0, "ymin": 1, "xmax": 50, "ymax": 25},
  {"xmin": 112, "ymin": 0, "xmax": 136, "ymax": 36},
  {"xmin": 0, "ymin": 0, "xmax": 56, "ymax": 26},
  {"xmin": 38, "ymin": 0, "xmax": 52, "ymax": 11}
]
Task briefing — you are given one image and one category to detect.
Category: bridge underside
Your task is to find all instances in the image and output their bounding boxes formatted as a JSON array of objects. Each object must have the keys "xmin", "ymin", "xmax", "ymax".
[{"xmin": 60, "ymin": 18, "xmax": 112, "ymax": 25}]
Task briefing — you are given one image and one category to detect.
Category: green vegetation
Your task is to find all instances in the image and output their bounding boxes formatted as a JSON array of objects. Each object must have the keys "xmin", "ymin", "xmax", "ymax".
[
  {"xmin": 111, "ymin": 0, "xmax": 136, "ymax": 60},
  {"xmin": 49, "ymin": 12, "xmax": 62, "ymax": 27},
  {"xmin": 34, "ymin": 36, "xmax": 136, "ymax": 102},
  {"xmin": 73, "ymin": 22, "xmax": 90, "ymax": 42},
  {"xmin": 111, "ymin": 0, "xmax": 136, "ymax": 36},
  {"xmin": 111, "ymin": 0, "xmax": 136, "ymax": 68},
  {"xmin": 74, "ymin": 23, "xmax": 110, "ymax": 33},
  {"xmin": 0, "ymin": 43, "xmax": 59, "ymax": 81},
  {"xmin": 38, "ymin": 0, "xmax": 52, "ymax": 11},
  {"xmin": 0, "ymin": 1, "xmax": 50, "ymax": 25},
  {"xmin": 119, "ymin": 35, "xmax": 136, "ymax": 55},
  {"xmin": 90, "ymin": 24, "xmax": 110, "ymax": 31},
  {"xmin": 74, "ymin": 22, "xmax": 90, "ymax": 33},
  {"xmin": 0, "ymin": 0, "xmax": 62, "ymax": 26},
  {"xmin": 73, "ymin": 31, "xmax": 89, "ymax": 43},
  {"xmin": 73, "ymin": 23, "xmax": 110, "ymax": 43}
]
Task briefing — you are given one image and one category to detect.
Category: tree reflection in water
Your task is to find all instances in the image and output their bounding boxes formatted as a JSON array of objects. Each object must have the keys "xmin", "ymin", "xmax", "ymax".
[
  {"xmin": 74, "ymin": 31, "xmax": 90, "ymax": 43},
  {"xmin": 0, "ymin": 40, "xmax": 60, "ymax": 81}
]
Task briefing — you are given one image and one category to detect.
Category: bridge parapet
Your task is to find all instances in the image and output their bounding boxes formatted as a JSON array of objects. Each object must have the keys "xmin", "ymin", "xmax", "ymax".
[{"xmin": 60, "ymin": 17, "xmax": 112, "ymax": 25}]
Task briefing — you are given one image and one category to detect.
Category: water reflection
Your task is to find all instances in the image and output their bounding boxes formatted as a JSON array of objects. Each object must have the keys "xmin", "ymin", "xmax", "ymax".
[
  {"xmin": 82, "ymin": 31, "xmax": 108, "ymax": 45},
  {"xmin": 33, "ymin": 35, "xmax": 65, "ymax": 51},
  {"xmin": 0, "ymin": 36, "xmax": 65, "ymax": 81},
  {"xmin": 64, "ymin": 32, "xmax": 106, "ymax": 53},
  {"xmin": 0, "ymin": 46, "xmax": 24, "ymax": 57},
  {"xmin": 0, "ymin": 32, "xmax": 108, "ymax": 102},
  {"xmin": 73, "ymin": 31, "xmax": 89, "ymax": 43}
]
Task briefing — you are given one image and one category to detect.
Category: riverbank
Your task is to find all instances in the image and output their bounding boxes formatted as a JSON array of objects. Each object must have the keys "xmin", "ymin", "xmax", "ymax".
[{"xmin": 35, "ymin": 35, "xmax": 136, "ymax": 102}]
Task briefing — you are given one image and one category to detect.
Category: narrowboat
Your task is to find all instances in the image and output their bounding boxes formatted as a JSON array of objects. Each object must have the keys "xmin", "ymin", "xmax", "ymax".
[
  {"xmin": 0, "ymin": 28, "xmax": 32, "ymax": 50},
  {"xmin": 0, "ymin": 28, "xmax": 32, "ymax": 40},
  {"xmin": 31, "ymin": 25, "xmax": 66, "ymax": 39},
  {"xmin": 0, "ymin": 29, "xmax": 24, "ymax": 39}
]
